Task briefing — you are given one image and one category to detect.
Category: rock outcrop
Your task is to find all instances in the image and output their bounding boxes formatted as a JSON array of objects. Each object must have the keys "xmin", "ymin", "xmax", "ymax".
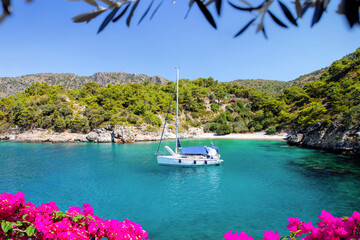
[
  {"xmin": 287, "ymin": 122, "xmax": 360, "ymax": 157},
  {"xmin": 85, "ymin": 125, "xmax": 137, "ymax": 143},
  {"xmin": 86, "ymin": 130, "xmax": 112, "ymax": 143},
  {"xmin": 112, "ymin": 125, "xmax": 136, "ymax": 143}
]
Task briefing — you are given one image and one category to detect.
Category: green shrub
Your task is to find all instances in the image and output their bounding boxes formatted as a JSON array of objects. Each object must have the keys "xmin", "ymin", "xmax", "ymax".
[
  {"xmin": 146, "ymin": 125, "xmax": 158, "ymax": 132},
  {"xmin": 69, "ymin": 116, "xmax": 90, "ymax": 133},
  {"xmin": 59, "ymin": 105, "xmax": 73, "ymax": 117},
  {"xmin": 266, "ymin": 126, "xmax": 277, "ymax": 135},
  {"xmin": 54, "ymin": 117, "xmax": 66, "ymax": 132},
  {"xmin": 144, "ymin": 113, "xmax": 162, "ymax": 127},
  {"xmin": 191, "ymin": 121, "xmax": 201, "ymax": 127},
  {"xmin": 204, "ymin": 122, "xmax": 219, "ymax": 132},
  {"xmin": 182, "ymin": 124, "xmax": 189, "ymax": 130},
  {"xmin": 343, "ymin": 105, "xmax": 360, "ymax": 127},
  {"xmin": 226, "ymin": 111, "xmax": 235, "ymax": 122},
  {"xmin": 0, "ymin": 110, "xmax": 5, "ymax": 121},
  {"xmin": 254, "ymin": 123, "xmax": 263, "ymax": 131},
  {"xmin": 212, "ymin": 112, "xmax": 227, "ymax": 124},
  {"xmin": 0, "ymin": 122, "xmax": 11, "ymax": 134},
  {"xmin": 41, "ymin": 116, "xmax": 53, "ymax": 129},
  {"xmin": 232, "ymin": 121, "xmax": 246, "ymax": 133},
  {"xmin": 216, "ymin": 124, "xmax": 233, "ymax": 135},
  {"xmin": 109, "ymin": 114, "xmax": 121, "ymax": 126},
  {"xmin": 127, "ymin": 115, "xmax": 139, "ymax": 124},
  {"xmin": 151, "ymin": 116, "xmax": 162, "ymax": 127},
  {"xmin": 103, "ymin": 112, "xmax": 112, "ymax": 122},
  {"xmin": 211, "ymin": 103, "xmax": 219, "ymax": 112},
  {"xmin": 238, "ymin": 127, "xmax": 249, "ymax": 133},
  {"xmin": 191, "ymin": 112, "xmax": 199, "ymax": 119}
]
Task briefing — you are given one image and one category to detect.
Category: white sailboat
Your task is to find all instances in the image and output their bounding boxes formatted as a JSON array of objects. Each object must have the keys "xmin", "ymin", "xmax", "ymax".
[{"xmin": 156, "ymin": 68, "xmax": 224, "ymax": 166}]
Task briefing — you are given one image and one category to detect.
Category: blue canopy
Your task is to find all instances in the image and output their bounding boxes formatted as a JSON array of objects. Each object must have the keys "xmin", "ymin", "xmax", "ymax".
[{"xmin": 181, "ymin": 146, "xmax": 208, "ymax": 155}]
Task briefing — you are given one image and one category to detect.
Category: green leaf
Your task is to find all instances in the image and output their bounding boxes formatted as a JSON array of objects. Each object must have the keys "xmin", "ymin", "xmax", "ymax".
[
  {"xmin": 150, "ymin": 0, "xmax": 163, "ymax": 20},
  {"xmin": 126, "ymin": 0, "xmax": 141, "ymax": 27},
  {"xmin": 26, "ymin": 225, "xmax": 35, "ymax": 236},
  {"xmin": 54, "ymin": 210, "xmax": 67, "ymax": 219},
  {"xmin": 280, "ymin": 237, "xmax": 288, "ymax": 240},
  {"xmin": 1, "ymin": 220, "xmax": 6, "ymax": 232},
  {"xmin": 268, "ymin": 10, "xmax": 288, "ymax": 28},
  {"xmin": 278, "ymin": 0, "xmax": 298, "ymax": 26},
  {"xmin": 113, "ymin": 3, "xmax": 130, "ymax": 22},
  {"xmin": 98, "ymin": 7, "xmax": 120, "ymax": 34},
  {"xmin": 234, "ymin": 18, "xmax": 255, "ymax": 38},
  {"xmin": 1, "ymin": 221, "xmax": 13, "ymax": 233},
  {"xmin": 215, "ymin": 0, "xmax": 222, "ymax": 15},
  {"xmin": 194, "ymin": 0, "xmax": 217, "ymax": 29},
  {"xmin": 21, "ymin": 214, "xmax": 28, "ymax": 220},
  {"xmin": 72, "ymin": 214, "xmax": 85, "ymax": 223},
  {"xmin": 138, "ymin": 0, "xmax": 154, "ymax": 25}
]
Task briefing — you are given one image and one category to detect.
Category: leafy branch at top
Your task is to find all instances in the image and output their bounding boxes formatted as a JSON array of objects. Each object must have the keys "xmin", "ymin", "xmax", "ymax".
[
  {"xmin": 1, "ymin": 0, "xmax": 359, "ymax": 37},
  {"xmin": 67, "ymin": 0, "xmax": 360, "ymax": 37}
]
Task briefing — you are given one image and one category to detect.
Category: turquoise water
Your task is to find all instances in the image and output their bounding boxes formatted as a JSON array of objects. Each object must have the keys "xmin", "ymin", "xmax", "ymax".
[{"xmin": 0, "ymin": 139, "xmax": 359, "ymax": 239}]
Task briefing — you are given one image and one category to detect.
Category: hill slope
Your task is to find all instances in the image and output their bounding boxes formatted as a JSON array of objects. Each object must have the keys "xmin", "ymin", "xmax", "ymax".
[{"xmin": 232, "ymin": 68, "xmax": 326, "ymax": 96}]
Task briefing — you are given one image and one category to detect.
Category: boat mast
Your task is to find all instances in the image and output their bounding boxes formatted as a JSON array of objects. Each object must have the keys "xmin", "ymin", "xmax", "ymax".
[{"xmin": 175, "ymin": 67, "xmax": 179, "ymax": 154}]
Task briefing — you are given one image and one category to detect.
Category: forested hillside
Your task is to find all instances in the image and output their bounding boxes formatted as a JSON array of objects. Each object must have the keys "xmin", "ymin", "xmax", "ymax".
[
  {"xmin": 0, "ymin": 72, "xmax": 168, "ymax": 98},
  {"xmin": 283, "ymin": 49, "xmax": 360, "ymax": 130},
  {"xmin": 0, "ymin": 48, "xmax": 359, "ymax": 138}
]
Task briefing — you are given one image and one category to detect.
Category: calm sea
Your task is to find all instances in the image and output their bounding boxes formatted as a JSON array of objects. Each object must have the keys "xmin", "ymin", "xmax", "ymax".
[{"xmin": 0, "ymin": 139, "xmax": 359, "ymax": 239}]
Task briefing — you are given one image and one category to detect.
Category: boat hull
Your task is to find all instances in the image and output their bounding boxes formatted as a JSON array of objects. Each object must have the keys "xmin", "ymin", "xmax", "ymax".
[{"xmin": 157, "ymin": 156, "xmax": 223, "ymax": 166}]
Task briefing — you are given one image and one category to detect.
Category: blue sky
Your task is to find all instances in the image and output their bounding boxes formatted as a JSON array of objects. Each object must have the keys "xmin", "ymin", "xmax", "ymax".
[{"xmin": 0, "ymin": 0, "xmax": 359, "ymax": 82}]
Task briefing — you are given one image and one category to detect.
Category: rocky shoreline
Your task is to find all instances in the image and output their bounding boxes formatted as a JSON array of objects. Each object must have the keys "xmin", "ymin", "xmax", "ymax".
[
  {"xmin": 0, "ymin": 125, "xmax": 204, "ymax": 143},
  {"xmin": 287, "ymin": 122, "xmax": 360, "ymax": 158},
  {"xmin": 1, "ymin": 123, "xmax": 359, "ymax": 158}
]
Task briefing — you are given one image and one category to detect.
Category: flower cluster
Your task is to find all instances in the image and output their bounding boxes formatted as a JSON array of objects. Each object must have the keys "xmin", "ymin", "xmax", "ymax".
[
  {"xmin": 225, "ymin": 210, "xmax": 360, "ymax": 240},
  {"xmin": 0, "ymin": 192, "xmax": 149, "ymax": 240}
]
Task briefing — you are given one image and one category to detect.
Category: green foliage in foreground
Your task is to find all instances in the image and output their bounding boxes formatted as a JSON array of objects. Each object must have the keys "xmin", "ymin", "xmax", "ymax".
[{"xmin": 0, "ymin": 48, "xmax": 359, "ymax": 135}]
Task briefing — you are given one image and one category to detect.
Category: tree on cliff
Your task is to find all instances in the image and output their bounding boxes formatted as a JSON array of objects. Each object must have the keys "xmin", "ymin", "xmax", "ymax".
[{"xmin": 1, "ymin": 0, "xmax": 359, "ymax": 37}]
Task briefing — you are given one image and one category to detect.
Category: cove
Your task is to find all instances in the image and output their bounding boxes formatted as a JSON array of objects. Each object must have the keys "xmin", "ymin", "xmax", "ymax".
[{"xmin": 0, "ymin": 139, "xmax": 359, "ymax": 240}]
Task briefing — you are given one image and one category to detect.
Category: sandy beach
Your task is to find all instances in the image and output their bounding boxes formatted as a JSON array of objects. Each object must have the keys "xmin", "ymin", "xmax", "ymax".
[{"xmin": 193, "ymin": 132, "xmax": 288, "ymax": 141}]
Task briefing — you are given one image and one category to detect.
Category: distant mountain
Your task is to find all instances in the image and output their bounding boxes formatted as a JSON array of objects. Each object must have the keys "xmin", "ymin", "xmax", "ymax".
[{"xmin": 0, "ymin": 72, "xmax": 168, "ymax": 98}]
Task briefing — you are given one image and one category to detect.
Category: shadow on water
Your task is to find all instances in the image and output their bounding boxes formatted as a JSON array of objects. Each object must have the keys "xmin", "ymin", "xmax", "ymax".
[{"xmin": 288, "ymin": 150, "xmax": 360, "ymax": 176}]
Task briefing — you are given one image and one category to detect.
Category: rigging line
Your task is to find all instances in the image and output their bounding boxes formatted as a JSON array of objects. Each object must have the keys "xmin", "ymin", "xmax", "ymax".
[{"xmin": 156, "ymin": 82, "xmax": 177, "ymax": 156}]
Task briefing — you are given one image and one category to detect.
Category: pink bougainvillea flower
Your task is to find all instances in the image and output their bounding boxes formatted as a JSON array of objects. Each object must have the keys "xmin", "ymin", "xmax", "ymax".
[
  {"xmin": 224, "ymin": 230, "xmax": 253, "ymax": 240},
  {"xmin": 287, "ymin": 217, "xmax": 300, "ymax": 232},
  {"xmin": 263, "ymin": 230, "xmax": 280, "ymax": 240},
  {"xmin": 317, "ymin": 210, "xmax": 337, "ymax": 227},
  {"xmin": 0, "ymin": 192, "xmax": 149, "ymax": 240}
]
